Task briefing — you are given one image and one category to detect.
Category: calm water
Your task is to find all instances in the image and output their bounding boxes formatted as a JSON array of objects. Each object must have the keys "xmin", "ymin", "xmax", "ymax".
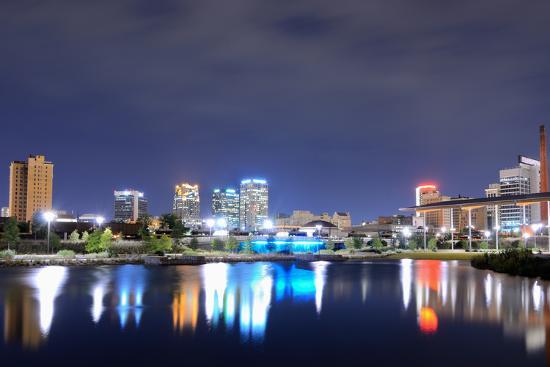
[{"xmin": 0, "ymin": 260, "xmax": 548, "ymax": 366}]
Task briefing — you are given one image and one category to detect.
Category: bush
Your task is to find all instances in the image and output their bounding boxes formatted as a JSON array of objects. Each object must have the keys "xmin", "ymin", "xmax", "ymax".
[
  {"xmin": 189, "ymin": 238, "xmax": 199, "ymax": 251},
  {"xmin": 225, "ymin": 236, "xmax": 239, "ymax": 252},
  {"xmin": 211, "ymin": 238, "xmax": 225, "ymax": 251},
  {"xmin": 371, "ymin": 238, "xmax": 384, "ymax": 251},
  {"xmin": 428, "ymin": 238, "xmax": 438, "ymax": 252},
  {"xmin": 146, "ymin": 234, "xmax": 173, "ymax": 255},
  {"xmin": 457, "ymin": 240, "xmax": 468, "ymax": 250},
  {"xmin": 325, "ymin": 240, "xmax": 335, "ymax": 252},
  {"xmin": 471, "ymin": 248, "xmax": 550, "ymax": 279},
  {"xmin": 81, "ymin": 231, "xmax": 90, "ymax": 242},
  {"xmin": 408, "ymin": 239, "xmax": 418, "ymax": 251},
  {"xmin": 479, "ymin": 241, "xmax": 489, "ymax": 250},
  {"xmin": 241, "ymin": 240, "xmax": 254, "ymax": 254},
  {"xmin": 0, "ymin": 249, "xmax": 16, "ymax": 260},
  {"xmin": 69, "ymin": 230, "xmax": 80, "ymax": 242},
  {"xmin": 57, "ymin": 249, "xmax": 76, "ymax": 258}
]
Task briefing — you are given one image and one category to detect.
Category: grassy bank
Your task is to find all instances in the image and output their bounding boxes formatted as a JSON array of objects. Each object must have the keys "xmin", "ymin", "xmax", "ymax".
[{"xmin": 386, "ymin": 251, "xmax": 483, "ymax": 261}]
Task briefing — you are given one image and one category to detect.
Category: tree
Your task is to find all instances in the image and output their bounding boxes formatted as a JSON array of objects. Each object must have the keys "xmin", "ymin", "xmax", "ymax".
[
  {"xmin": 428, "ymin": 237, "xmax": 438, "ymax": 251},
  {"xmin": 325, "ymin": 240, "xmax": 335, "ymax": 252},
  {"xmin": 50, "ymin": 233, "xmax": 61, "ymax": 252},
  {"xmin": 31, "ymin": 212, "xmax": 47, "ymax": 239},
  {"xmin": 371, "ymin": 238, "xmax": 384, "ymax": 251},
  {"xmin": 69, "ymin": 229, "xmax": 80, "ymax": 242},
  {"xmin": 172, "ymin": 220, "xmax": 186, "ymax": 241},
  {"xmin": 146, "ymin": 234, "xmax": 172, "ymax": 255},
  {"xmin": 160, "ymin": 213, "xmax": 178, "ymax": 229},
  {"xmin": 479, "ymin": 241, "xmax": 489, "ymax": 250},
  {"xmin": 211, "ymin": 238, "xmax": 225, "ymax": 251},
  {"xmin": 408, "ymin": 239, "xmax": 418, "ymax": 251},
  {"xmin": 189, "ymin": 237, "xmax": 199, "ymax": 251},
  {"xmin": 81, "ymin": 231, "xmax": 90, "ymax": 242},
  {"xmin": 225, "ymin": 236, "xmax": 239, "ymax": 252},
  {"xmin": 137, "ymin": 215, "xmax": 152, "ymax": 239},
  {"xmin": 353, "ymin": 237, "xmax": 363, "ymax": 249},
  {"xmin": 2, "ymin": 217, "xmax": 20, "ymax": 250},
  {"xmin": 85, "ymin": 230, "xmax": 103, "ymax": 253},
  {"xmin": 100, "ymin": 228, "xmax": 113, "ymax": 251}
]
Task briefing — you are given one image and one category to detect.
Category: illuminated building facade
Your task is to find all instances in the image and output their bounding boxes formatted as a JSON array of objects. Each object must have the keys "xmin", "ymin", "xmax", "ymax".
[
  {"xmin": 114, "ymin": 189, "xmax": 148, "ymax": 223},
  {"xmin": 239, "ymin": 178, "xmax": 269, "ymax": 231},
  {"xmin": 1, "ymin": 207, "xmax": 9, "ymax": 217},
  {"xmin": 9, "ymin": 155, "xmax": 53, "ymax": 222},
  {"xmin": 173, "ymin": 183, "xmax": 201, "ymax": 227},
  {"xmin": 211, "ymin": 188, "xmax": 240, "ymax": 229},
  {"xmin": 499, "ymin": 156, "xmax": 541, "ymax": 230}
]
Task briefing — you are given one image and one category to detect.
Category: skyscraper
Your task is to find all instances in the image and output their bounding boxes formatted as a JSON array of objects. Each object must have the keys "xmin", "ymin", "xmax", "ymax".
[
  {"xmin": 499, "ymin": 156, "xmax": 541, "ymax": 230},
  {"xmin": 114, "ymin": 189, "xmax": 148, "ymax": 223},
  {"xmin": 239, "ymin": 178, "xmax": 269, "ymax": 231},
  {"xmin": 211, "ymin": 188, "xmax": 240, "ymax": 229},
  {"xmin": 173, "ymin": 183, "xmax": 201, "ymax": 227},
  {"xmin": 9, "ymin": 155, "xmax": 53, "ymax": 222}
]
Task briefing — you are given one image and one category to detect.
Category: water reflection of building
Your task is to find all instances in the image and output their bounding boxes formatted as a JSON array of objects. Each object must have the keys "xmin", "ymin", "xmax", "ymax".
[
  {"xmin": 200, "ymin": 262, "xmax": 328, "ymax": 342},
  {"xmin": 399, "ymin": 259, "xmax": 550, "ymax": 356},
  {"xmin": 172, "ymin": 269, "xmax": 200, "ymax": 333},
  {"xmin": 3, "ymin": 288, "xmax": 43, "ymax": 349},
  {"xmin": 112, "ymin": 266, "xmax": 146, "ymax": 329},
  {"xmin": 3, "ymin": 266, "xmax": 67, "ymax": 350}
]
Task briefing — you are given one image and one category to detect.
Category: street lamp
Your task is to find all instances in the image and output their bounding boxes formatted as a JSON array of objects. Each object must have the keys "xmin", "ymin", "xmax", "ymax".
[
  {"xmin": 493, "ymin": 225, "xmax": 500, "ymax": 251},
  {"xmin": 523, "ymin": 232, "xmax": 531, "ymax": 248},
  {"xmin": 531, "ymin": 223, "xmax": 543, "ymax": 249},
  {"xmin": 450, "ymin": 227, "xmax": 456, "ymax": 250},
  {"xmin": 403, "ymin": 227, "xmax": 412, "ymax": 249},
  {"xmin": 43, "ymin": 211, "xmax": 56, "ymax": 254},
  {"xmin": 423, "ymin": 226, "xmax": 429, "ymax": 251},
  {"xmin": 263, "ymin": 219, "xmax": 273, "ymax": 235},
  {"xmin": 96, "ymin": 216, "xmax": 105, "ymax": 229},
  {"xmin": 315, "ymin": 224, "xmax": 323, "ymax": 238},
  {"xmin": 484, "ymin": 231, "xmax": 491, "ymax": 250},
  {"xmin": 206, "ymin": 218, "xmax": 215, "ymax": 237}
]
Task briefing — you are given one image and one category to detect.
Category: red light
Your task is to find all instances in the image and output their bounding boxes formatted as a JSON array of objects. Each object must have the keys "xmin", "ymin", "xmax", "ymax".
[{"xmin": 419, "ymin": 307, "xmax": 438, "ymax": 334}]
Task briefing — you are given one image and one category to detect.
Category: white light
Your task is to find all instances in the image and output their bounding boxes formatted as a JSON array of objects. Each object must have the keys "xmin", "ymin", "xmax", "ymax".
[
  {"xmin": 484, "ymin": 231, "xmax": 491, "ymax": 238},
  {"xmin": 96, "ymin": 216, "xmax": 105, "ymax": 226},
  {"xmin": 523, "ymin": 232, "xmax": 531, "ymax": 239},
  {"xmin": 263, "ymin": 219, "xmax": 273, "ymax": 230},
  {"xmin": 493, "ymin": 225, "xmax": 501, "ymax": 231},
  {"xmin": 31, "ymin": 267, "xmax": 68, "ymax": 335},
  {"xmin": 206, "ymin": 218, "xmax": 215, "ymax": 228},
  {"xmin": 402, "ymin": 227, "xmax": 411, "ymax": 238},
  {"xmin": 43, "ymin": 211, "xmax": 56, "ymax": 223},
  {"xmin": 440, "ymin": 227, "xmax": 447, "ymax": 233},
  {"xmin": 216, "ymin": 218, "xmax": 227, "ymax": 228},
  {"xmin": 315, "ymin": 224, "xmax": 323, "ymax": 231}
]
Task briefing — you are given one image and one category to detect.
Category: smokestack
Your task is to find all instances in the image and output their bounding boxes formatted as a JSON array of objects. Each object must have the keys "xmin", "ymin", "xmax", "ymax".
[{"xmin": 540, "ymin": 125, "xmax": 549, "ymax": 223}]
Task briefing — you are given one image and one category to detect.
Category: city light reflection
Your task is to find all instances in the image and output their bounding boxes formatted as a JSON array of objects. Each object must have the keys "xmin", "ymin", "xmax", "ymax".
[{"xmin": 31, "ymin": 266, "xmax": 68, "ymax": 336}]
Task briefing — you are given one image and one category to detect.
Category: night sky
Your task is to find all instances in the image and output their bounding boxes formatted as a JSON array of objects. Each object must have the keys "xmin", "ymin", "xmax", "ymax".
[{"xmin": 2, "ymin": 1, "xmax": 550, "ymax": 222}]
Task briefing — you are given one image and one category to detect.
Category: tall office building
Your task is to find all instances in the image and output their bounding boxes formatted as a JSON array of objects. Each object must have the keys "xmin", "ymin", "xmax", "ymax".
[
  {"xmin": 211, "ymin": 188, "xmax": 240, "ymax": 229},
  {"xmin": 1, "ymin": 207, "xmax": 9, "ymax": 218},
  {"xmin": 173, "ymin": 183, "xmax": 201, "ymax": 227},
  {"xmin": 415, "ymin": 184, "xmax": 445, "ymax": 228},
  {"xmin": 499, "ymin": 156, "xmax": 541, "ymax": 230},
  {"xmin": 114, "ymin": 189, "xmax": 148, "ymax": 223},
  {"xmin": 9, "ymin": 155, "xmax": 54, "ymax": 222},
  {"xmin": 239, "ymin": 178, "xmax": 269, "ymax": 231}
]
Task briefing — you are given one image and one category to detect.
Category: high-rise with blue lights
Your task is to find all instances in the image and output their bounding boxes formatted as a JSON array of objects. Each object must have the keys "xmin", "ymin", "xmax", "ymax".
[
  {"xmin": 239, "ymin": 179, "xmax": 269, "ymax": 231},
  {"xmin": 212, "ymin": 188, "xmax": 240, "ymax": 229}
]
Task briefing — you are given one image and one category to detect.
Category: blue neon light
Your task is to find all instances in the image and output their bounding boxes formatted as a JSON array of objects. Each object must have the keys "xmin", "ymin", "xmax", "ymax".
[{"xmin": 241, "ymin": 238, "xmax": 325, "ymax": 254}]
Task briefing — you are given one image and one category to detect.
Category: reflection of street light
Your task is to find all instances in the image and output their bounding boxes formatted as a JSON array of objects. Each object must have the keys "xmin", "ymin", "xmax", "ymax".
[
  {"xmin": 43, "ymin": 211, "xmax": 56, "ymax": 254},
  {"xmin": 206, "ymin": 218, "xmax": 215, "ymax": 236}
]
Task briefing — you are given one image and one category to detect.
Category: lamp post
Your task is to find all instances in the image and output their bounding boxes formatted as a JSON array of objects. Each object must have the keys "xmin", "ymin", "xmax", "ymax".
[
  {"xmin": 450, "ymin": 227, "xmax": 456, "ymax": 250},
  {"xmin": 96, "ymin": 216, "xmax": 105, "ymax": 229},
  {"xmin": 403, "ymin": 227, "xmax": 411, "ymax": 248},
  {"xmin": 315, "ymin": 224, "xmax": 323, "ymax": 254},
  {"xmin": 523, "ymin": 232, "xmax": 531, "ymax": 249},
  {"xmin": 494, "ymin": 225, "xmax": 500, "ymax": 251},
  {"xmin": 423, "ymin": 225, "xmax": 428, "ymax": 251},
  {"xmin": 468, "ymin": 208, "xmax": 473, "ymax": 252},
  {"xmin": 206, "ymin": 218, "xmax": 215, "ymax": 237},
  {"xmin": 484, "ymin": 230, "xmax": 491, "ymax": 250},
  {"xmin": 43, "ymin": 211, "xmax": 56, "ymax": 255}
]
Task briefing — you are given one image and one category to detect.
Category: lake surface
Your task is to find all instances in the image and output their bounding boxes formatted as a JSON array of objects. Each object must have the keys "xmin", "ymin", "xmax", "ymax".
[{"xmin": 0, "ymin": 260, "xmax": 548, "ymax": 366}]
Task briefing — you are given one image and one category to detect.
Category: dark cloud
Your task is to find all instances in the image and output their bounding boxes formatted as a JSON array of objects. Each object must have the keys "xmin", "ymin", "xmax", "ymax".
[{"xmin": 1, "ymin": 0, "xmax": 550, "ymax": 220}]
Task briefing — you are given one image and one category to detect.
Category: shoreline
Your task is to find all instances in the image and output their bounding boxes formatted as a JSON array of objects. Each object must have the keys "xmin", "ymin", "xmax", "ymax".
[{"xmin": 0, "ymin": 251, "xmax": 485, "ymax": 267}]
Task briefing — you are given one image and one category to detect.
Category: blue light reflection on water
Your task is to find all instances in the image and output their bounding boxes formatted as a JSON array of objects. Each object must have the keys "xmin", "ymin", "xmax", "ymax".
[{"xmin": 114, "ymin": 265, "xmax": 147, "ymax": 329}]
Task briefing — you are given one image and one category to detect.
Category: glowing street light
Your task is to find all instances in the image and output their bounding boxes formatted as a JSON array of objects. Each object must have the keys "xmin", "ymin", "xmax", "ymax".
[
  {"xmin": 96, "ymin": 216, "xmax": 105, "ymax": 228},
  {"xmin": 531, "ymin": 223, "xmax": 543, "ymax": 249},
  {"xmin": 494, "ymin": 225, "xmax": 501, "ymax": 250},
  {"xmin": 523, "ymin": 232, "xmax": 531, "ymax": 248},
  {"xmin": 263, "ymin": 219, "xmax": 273, "ymax": 234},
  {"xmin": 217, "ymin": 218, "xmax": 227, "ymax": 229},
  {"xmin": 43, "ymin": 211, "xmax": 56, "ymax": 254},
  {"xmin": 206, "ymin": 218, "xmax": 215, "ymax": 236},
  {"xmin": 315, "ymin": 224, "xmax": 323, "ymax": 238}
]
